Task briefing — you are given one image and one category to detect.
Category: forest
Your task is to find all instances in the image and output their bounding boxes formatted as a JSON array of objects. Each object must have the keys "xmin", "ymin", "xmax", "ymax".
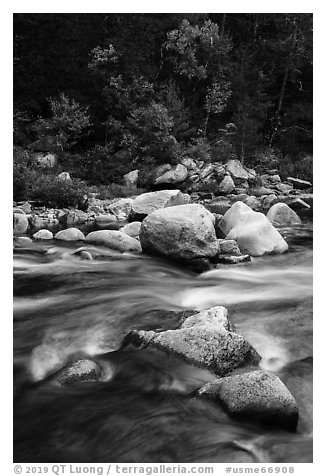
[{"xmin": 13, "ymin": 13, "xmax": 313, "ymax": 205}]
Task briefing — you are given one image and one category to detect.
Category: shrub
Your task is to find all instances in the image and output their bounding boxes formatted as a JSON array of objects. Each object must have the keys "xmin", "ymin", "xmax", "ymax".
[
  {"xmin": 185, "ymin": 137, "xmax": 211, "ymax": 162},
  {"xmin": 28, "ymin": 175, "xmax": 88, "ymax": 208}
]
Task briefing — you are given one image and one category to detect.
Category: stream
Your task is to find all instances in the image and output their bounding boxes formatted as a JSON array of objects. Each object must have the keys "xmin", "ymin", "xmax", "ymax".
[{"xmin": 13, "ymin": 220, "xmax": 313, "ymax": 463}]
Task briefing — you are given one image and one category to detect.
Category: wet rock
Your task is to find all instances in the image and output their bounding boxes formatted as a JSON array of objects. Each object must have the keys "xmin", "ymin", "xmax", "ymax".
[
  {"xmin": 123, "ymin": 169, "xmax": 139, "ymax": 187},
  {"xmin": 266, "ymin": 203, "xmax": 302, "ymax": 226},
  {"xmin": 140, "ymin": 204, "xmax": 219, "ymax": 262},
  {"xmin": 287, "ymin": 177, "xmax": 312, "ymax": 190},
  {"xmin": 80, "ymin": 250, "xmax": 93, "ymax": 260},
  {"xmin": 180, "ymin": 306, "xmax": 230, "ymax": 331},
  {"xmin": 127, "ymin": 326, "xmax": 261, "ymax": 376},
  {"xmin": 217, "ymin": 239, "xmax": 241, "ymax": 255},
  {"xmin": 132, "ymin": 190, "xmax": 190, "ymax": 220},
  {"xmin": 197, "ymin": 370, "xmax": 299, "ymax": 431},
  {"xmin": 155, "ymin": 164, "xmax": 188, "ymax": 185},
  {"xmin": 55, "ymin": 228, "xmax": 85, "ymax": 241},
  {"xmin": 54, "ymin": 359, "xmax": 102, "ymax": 385},
  {"xmin": 120, "ymin": 221, "xmax": 141, "ymax": 239},
  {"xmin": 33, "ymin": 229, "xmax": 53, "ymax": 240},
  {"xmin": 13, "ymin": 213, "xmax": 29, "ymax": 234},
  {"xmin": 218, "ymin": 254, "xmax": 251, "ymax": 264},
  {"xmin": 85, "ymin": 230, "xmax": 142, "ymax": 253}
]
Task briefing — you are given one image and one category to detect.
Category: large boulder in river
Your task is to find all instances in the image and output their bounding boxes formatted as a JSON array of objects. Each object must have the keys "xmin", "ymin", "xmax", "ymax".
[
  {"xmin": 33, "ymin": 229, "xmax": 53, "ymax": 240},
  {"xmin": 127, "ymin": 325, "xmax": 260, "ymax": 376},
  {"xmin": 197, "ymin": 370, "xmax": 299, "ymax": 431},
  {"xmin": 155, "ymin": 164, "xmax": 188, "ymax": 185},
  {"xmin": 266, "ymin": 203, "xmax": 302, "ymax": 226},
  {"xmin": 85, "ymin": 230, "xmax": 142, "ymax": 253},
  {"xmin": 131, "ymin": 190, "xmax": 191, "ymax": 220},
  {"xmin": 54, "ymin": 359, "xmax": 102, "ymax": 386},
  {"xmin": 140, "ymin": 204, "xmax": 219, "ymax": 263},
  {"xmin": 13, "ymin": 213, "xmax": 29, "ymax": 234},
  {"xmin": 219, "ymin": 202, "xmax": 288, "ymax": 256},
  {"xmin": 55, "ymin": 228, "xmax": 85, "ymax": 241}
]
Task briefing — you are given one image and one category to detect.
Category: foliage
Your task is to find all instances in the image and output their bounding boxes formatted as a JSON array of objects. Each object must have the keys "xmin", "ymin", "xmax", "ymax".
[
  {"xmin": 185, "ymin": 137, "xmax": 211, "ymax": 162},
  {"xmin": 35, "ymin": 93, "xmax": 91, "ymax": 151}
]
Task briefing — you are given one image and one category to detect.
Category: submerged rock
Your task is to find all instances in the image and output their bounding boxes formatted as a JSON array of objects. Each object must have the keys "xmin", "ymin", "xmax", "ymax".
[
  {"xmin": 85, "ymin": 230, "xmax": 142, "ymax": 253},
  {"xmin": 140, "ymin": 203, "xmax": 219, "ymax": 263},
  {"xmin": 127, "ymin": 325, "xmax": 260, "ymax": 376},
  {"xmin": 197, "ymin": 370, "xmax": 299, "ymax": 431},
  {"xmin": 266, "ymin": 203, "xmax": 302, "ymax": 226},
  {"xmin": 218, "ymin": 254, "xmax": 251, "ymax": 264},
  {"xmin": 54, "ymin": 359, "xmax": 102, "ymax": 385},
  {"xmin": 55, "ymin": 228, "xmax": 85, "ymax": 241}
]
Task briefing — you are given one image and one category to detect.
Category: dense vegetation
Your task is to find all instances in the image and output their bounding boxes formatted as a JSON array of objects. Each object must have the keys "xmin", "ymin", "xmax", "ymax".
[{"xmin": 13, "ymin": 13, "xmax": 313, "ymax": 204}]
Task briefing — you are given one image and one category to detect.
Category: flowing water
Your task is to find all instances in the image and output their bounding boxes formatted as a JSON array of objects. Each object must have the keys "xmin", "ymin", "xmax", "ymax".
[{"xmin": 13, "ymin": 221, "xmax": 313, "ymax": 463}]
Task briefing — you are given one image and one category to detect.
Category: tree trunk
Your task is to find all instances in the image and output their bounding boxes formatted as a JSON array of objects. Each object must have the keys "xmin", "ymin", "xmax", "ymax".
[{"xmin": 269, "ymin": 67, "xmax": 289, "ymax": 147}]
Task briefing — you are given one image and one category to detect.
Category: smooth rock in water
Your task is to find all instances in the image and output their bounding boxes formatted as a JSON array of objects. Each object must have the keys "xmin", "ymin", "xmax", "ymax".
[
  {"xmin": 120, "ymin": 221, "xmax": 141, "ymax": 239},
  {"xmin": 217, "ymin": 239, "xmax": 241, "ymax": 255},
  {"xmin": 132, "ymin": 190, "xmax": 190, "ymax": 220},
  {"xmin": 287, "ymin": 177, "xmax": 312, "ymax": 190},
  {"xmin": 155, "ymin": 164, "xmax": 188, "ymax": 185},
  {"xmin": 243, "ymin": 195, "xmax": 261, "ymax": 211},
  {"xmin": 54, "ymin": 359, "xmax": 102, "ymax": 385},
  {"xmin": 226, "ymin": 211, "xmax": 289, "ymax": 256},
  {"xmin": 85, "ymin": 230, "xmax": 142, "ymax": 253},
  {"xmin": 127, "ymin": 326, "xmax": 261, "ymax": 376},
  {"xmin": 95, "ymin": 214, "xmax": 117, "ymax": 224},
  {"xmin": 218, "ymin": 201, "xmax": 255, "ymax": 236},
  {"xmin": 36, "ymin": 153, "xmax": 57, "ymax": 168},
  {"xmin": 180, "ymin": 306, "xmax": 230, "ymax": 332},
  {"xmin": 197, "ymin": 370, "xmax": 299, "ymax": 431},
  {"xmin": 13, "ymin": 213, "xmax": 29, "ymax": 234},
  {"xmin": 33, "ymin": 229, "xmax": 53, "ymax": 240},
  {"xmin": 109, "ymin": 198, "xmax": 134, "ymax": 219},
  {"xmin": 58, "ymin": 172, "xmax": 71, "ymax": 181},
  {"xmin": 226, "ymin": 159, "xmax": 251, "ymax": 183},
  {"xmin": 140, "ymin": 204, "xmax": 219, "ymax": 262},
  {"xmin": 55, "ymin": 228, "xmax": 85, "ymax": 241},
  {"xmin": 218, "ymin": 254, "xmax": 251, "ymax": 264},
  {"xmin": 266, "ymin": 203, "xmax": 302, "ymax": 226},
  {"xmin": 218, "ymin": 175, "xmax": 235, "ymax": 194},
  {"xmin": 123, "ymin": 169, "xmax": 139, "ymax": 187},
  {"xmin": 80, "ymin": 251, "xmax": 93, "ymax": 260}
]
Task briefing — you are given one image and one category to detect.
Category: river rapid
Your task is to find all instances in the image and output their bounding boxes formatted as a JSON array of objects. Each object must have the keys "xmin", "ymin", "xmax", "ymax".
[{"xmin": 13, "ymin": 221, "xmax": 313, "ymax": 463}]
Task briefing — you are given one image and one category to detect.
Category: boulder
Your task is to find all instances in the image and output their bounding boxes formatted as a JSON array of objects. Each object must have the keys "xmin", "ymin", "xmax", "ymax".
[
  {"xmin": 120, "ymin": 221, "xmax": 142, "ymax": 239},
  {"xmin": 13, "ymin": 213, "xmax": 29, "ymax": 234},
  {"xmin": 218, "ymin": 201, "xmax": 254, "ymax": 236},
  {"xmin": 197, "ymin": 370, "xmax": 299, "ymax": 431},
  {"xmin": 36, "ymin": 153, "xmax": 58, "ymax": 168},
  {"xmin": 33, "ymin": 229, "xmax": 54, "ymax": 240},
  {"xmin": 140, "ymin": 204, "xmax": 219, "ymax": 263},
  {"xmin": 30, "ymin": 216, "xmax": 60, "ymax": 230},
  {"xmin": 205, "ymin": 199, "xmax": 232, "ymax": 216},
  {"xmin": 131, "ymin": 190, "xmax": 190, "ymax": 220},
  {"xmin": 226, "ymin": 212, "xmax": 289, "ymax": 256},
  {"xmin": 266, "ymin": 203, "xmax": 302, "ymax": 226},
  {"xmin": 287, "ymin": 177, "xmax": 312, "ymax": 190},
  {"xmin": 127, "ymin": 326, "xmax": 261, "ymax": 376},
  {"xmin": 58, "ymin": 172, "xmax": 71, "ymax": 181},
  {"xmin": 66, "ymin": 210, "xmax": 89, "ymax": 226},
  {"xmin": 276, "ymin": 183, "xmax": 294, "ymax": 194},
  {"xmin": 218, "ymin": 175, "xmax": 235, "ymax": 194},
  {"xmin": 85, "ymin": 230, "xmax": 142, "ymax": 253},
  {"xmin": 54, "ymin": 359, "xmax": 102, "ymax": 385},
  {"xmin": 155, "ymin": 164, "xmax": 188, "ymax": 185},
  {"xmin": 16, "ymin": 202, "xmax": 32, "ymax": 214},
  {"xmin": 218, "ymin": 254, "xmax": 251, "ymax": 264},
  {"xmin": 251, "ymin": 186, "xmax": 276, "ymax": 197},
  {"xmin": 55, "ymin": 228, "xmax": 85, "ymax": 241},
  {"xmin": 261, "ymin": 194, "xmax": 278, "ymax": 210},
  {"xmin": 268, "ymin": 174, "xmax": 282, "ymax": 183},
  {"xmin": 180, "ymin": 306, "xmax": 230, "ymax": 332},
  {"xmin": 123, "ymin": 169, "xmax": 139, "ymax": 187},
  {"xmin": 226, "ymin": 159, "xmax": 251, "ymax": 183},
  {"xmin": 109, "ymin": 198, "xmax": 134, "ymax": 219},
  {"xmin": 180, "ymin": 157, "xmax": 199, "ymax": 173},
  {"xmin": 217, "ymin": 239, "xmax": 241, "ymax": 255}
]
